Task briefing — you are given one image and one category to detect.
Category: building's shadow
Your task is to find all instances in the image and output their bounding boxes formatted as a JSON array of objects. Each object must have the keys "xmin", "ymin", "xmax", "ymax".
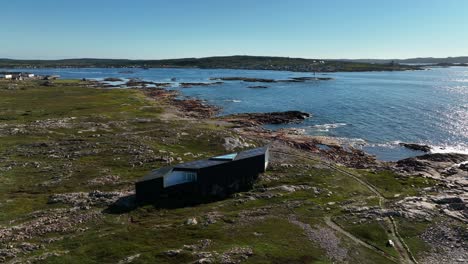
[
  {"xmin": 104, "ymin": 194, "xmax": 138, "ymax": 214},
  {"xmin": 104, "ymin": 194, "xmax": 227, "ymax": 214}
]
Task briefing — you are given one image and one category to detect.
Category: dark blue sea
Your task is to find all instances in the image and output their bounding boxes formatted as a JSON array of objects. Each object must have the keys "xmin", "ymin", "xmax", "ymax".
[{"xmin": 2, "ymin": 67, "xmax": 467, "ymax": 161}]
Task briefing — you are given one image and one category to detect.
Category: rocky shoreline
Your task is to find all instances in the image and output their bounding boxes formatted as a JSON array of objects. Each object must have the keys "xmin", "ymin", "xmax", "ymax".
[{"xmin": 140, "ymin": 82, "xmax": 468, "ymax": 223}]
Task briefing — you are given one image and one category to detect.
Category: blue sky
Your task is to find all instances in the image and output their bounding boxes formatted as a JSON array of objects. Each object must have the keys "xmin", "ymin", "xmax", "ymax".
[{"xmin": 1, "ymin": 0, "xmax": 467, "ymax": 59}]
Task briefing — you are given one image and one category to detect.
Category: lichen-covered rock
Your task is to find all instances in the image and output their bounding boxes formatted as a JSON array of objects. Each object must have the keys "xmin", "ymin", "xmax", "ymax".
[{"xmin": 223, "ymin": 136, "xmax": 253, "ymax": 151}]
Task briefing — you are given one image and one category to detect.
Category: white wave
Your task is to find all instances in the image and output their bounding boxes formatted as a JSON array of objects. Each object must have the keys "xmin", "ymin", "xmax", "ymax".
[
  {"xmin": 429, "ymin": 145, "xmax": 468, "ymax": 155},
  {"xmin": 307, "ymin": 123, "xmax": 347, "ymax": 132},
  {"xmin": 366, "ymin": 140, "xmax": 404, "ymax": 149},
  {"xmin": 331, "ymin": 137, "xmax": 367, "ymax": 147},
  {"xmin": 223, "ymin": 99, "xmax": 242, "ymax": 103},
  {"xmin": 367, "ymin": 141, "xmax": 468, "ymax": 155}
]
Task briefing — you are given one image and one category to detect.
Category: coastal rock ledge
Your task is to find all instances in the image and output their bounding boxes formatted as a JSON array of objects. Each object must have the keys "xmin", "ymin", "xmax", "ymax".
[{"xmin": 399, "ymin": 142, "xmax": 431, "ymax": 152}]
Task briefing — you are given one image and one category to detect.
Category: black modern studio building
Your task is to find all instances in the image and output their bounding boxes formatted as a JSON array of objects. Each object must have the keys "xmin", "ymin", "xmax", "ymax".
[{"xmin": 135, "ymin": 146, "xmax": 269, "ymax": 203}]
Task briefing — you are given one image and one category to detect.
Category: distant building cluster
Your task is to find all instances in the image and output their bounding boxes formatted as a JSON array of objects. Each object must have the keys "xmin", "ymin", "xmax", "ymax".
[
  {"xmin": 0, "ymin": 72, "xmax": 60, "ymax": 81},
  {"xmin": 0, "ymin": 72, "xmax": 35, "ymax": 80}
]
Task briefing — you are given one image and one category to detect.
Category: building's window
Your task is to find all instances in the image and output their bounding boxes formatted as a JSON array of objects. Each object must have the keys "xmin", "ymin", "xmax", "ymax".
[
  {"xmin": 164, "ymin": 171, "xmax": 197, "ymax": 188},
  {"xmin": 210, "ymin": 153, "xmax": 238, "ymax": 160}
]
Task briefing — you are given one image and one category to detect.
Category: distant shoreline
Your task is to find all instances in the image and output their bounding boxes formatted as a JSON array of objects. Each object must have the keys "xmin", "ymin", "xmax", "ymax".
[{"xmin": 0, "ymin": 55, "xmax": 421, "ymax": 72}]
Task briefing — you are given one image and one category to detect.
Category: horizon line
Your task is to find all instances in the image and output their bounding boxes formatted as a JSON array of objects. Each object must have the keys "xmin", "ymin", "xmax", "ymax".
[{"xmin": 1, "ymin": 55, "xmax": 467, "ymax": 61}]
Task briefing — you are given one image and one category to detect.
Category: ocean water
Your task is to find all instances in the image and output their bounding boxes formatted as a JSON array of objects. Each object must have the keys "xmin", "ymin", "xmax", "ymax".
[{"xmin": 2, "ymin": 67, "xmax": 467, "ymax": 161}]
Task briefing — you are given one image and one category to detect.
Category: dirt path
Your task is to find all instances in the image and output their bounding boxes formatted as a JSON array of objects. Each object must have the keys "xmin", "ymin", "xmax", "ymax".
[
  {"xmin": 271, "ymin": 149, "xmax": 418, "ymax": 264},
  {"xmin": 324, "ymin": 216, "xmax": 399, "ymax": 263}
]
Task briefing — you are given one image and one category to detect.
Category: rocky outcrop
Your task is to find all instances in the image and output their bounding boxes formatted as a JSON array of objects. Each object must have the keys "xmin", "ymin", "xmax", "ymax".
[
  {"xmin": 344, "ymin": 191, "xmax": 468, "ymax": 222},
  {"xmin": 420, "ymin": 221, "xmax": 468, "ymax": 264},
  {"xmin": 0, "ymin": 208, "xmax": 100, "ymax": 243},
  {"xmin": 222, "ymin": 111, "xmax": 310, "ymax": 126},
  {"xmin": 163, "ymin": 239, "xmax": 253, "ymax": 264},
  {"xmin": 210, "ymin": 77, "xmax": 277, "ymax": 83},
  {"xmin": 48, "ymin": 190, "xmax": 133, "ymax": 208},
  {"xmin": 125, "ymin": 79, "xmax": 170, "ymax": 87},
  {"xmin": 103, "ymin": 77, "xmax": 123, "ymax": 82},
  {"xmin": 247, "ymin": 85, "xmax": 268, "ymax": 89},
  {"xmin": 284, "ymin": 77, "xmax": 334, "ymax": 82},
  {"xmin": 393, "ymin": 153, "xmax": 468, "ymax": 216},
  {"xmin": 126, "ymin": 79, "xmax": 155, "ymax": 87},
  {"xmin": 416, "ymin": 153, "xmax": 467, "ymax": 163},
  {"xmin": 395, "ymin": 153, "xmax": 468, "ymax": 185},
  {"xmin": 399, "ymin": 142, "xmax": 431, "ymax": 152},
  {"xmin": 180, "ymin": 82, "xmax": 223, "ymax": 88},
  {"xmin": 174, "ymin": 98, "xmax": 220, "ymax": 118},
  {"xmin": 223, "ymin": 136, "xmax": 254, "ymax": 151}
]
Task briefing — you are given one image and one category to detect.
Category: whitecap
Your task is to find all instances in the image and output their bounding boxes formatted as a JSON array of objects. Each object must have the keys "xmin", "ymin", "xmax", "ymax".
[
  {"xmin": 306, "ymin": 123, "xmax": 347, "ymax": 132},
  {"xmin": 429, "ymin": 145, "xmax": 468, "ymax": 155},
  {"xmin": 366, "ymin": 141, "xmax": 402, "ymax": 149},
  {"xmin": 330, "ymin": 137, "xmax": 367, "ymax": 147},
  {"xmin": 367, "ymin": 141, "xmax": 468, "ymax": 156}
]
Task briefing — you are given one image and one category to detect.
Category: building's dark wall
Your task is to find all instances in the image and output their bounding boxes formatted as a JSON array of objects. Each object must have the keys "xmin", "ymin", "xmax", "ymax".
[
  {"xmin": 135, "ymin": 177, "xmax": 164, "ymax": 203},
  {"xmin": 197, "ymin": 154, "xmax": 266, "ymax": 196}
]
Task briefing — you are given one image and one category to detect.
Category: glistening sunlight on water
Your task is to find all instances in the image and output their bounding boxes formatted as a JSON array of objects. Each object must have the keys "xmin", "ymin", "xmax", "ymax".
[{"xmin": 3, "ymin": 66, "xmax": 467, "ymax": 161}]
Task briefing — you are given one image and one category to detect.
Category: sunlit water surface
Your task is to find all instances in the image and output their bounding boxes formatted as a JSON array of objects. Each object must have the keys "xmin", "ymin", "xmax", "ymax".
[{"xmin": 3, "ymin": 66, "xmax": 467, "ymax": 161}]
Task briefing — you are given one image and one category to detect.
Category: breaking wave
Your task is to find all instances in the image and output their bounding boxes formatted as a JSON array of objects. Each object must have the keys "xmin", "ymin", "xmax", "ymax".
[
  {"xmin": 307, "ymin": 123, "xmax": 347, "ymax": 132},
  {"xmin": 429, "ymin": 145, "xmax": 468, "ymax": 155},
  {"xmin": 366, "ymin": 141, "xmax": 468, "ymax": 155}
]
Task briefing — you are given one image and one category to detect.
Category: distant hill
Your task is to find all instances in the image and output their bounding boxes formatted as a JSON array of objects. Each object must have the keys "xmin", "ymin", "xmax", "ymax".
[
  {"xmin": 343, "ymin": 56, "xmax": 468, "ymax": 64},
  {"xmin": 0, "ymin": 55, "xmax": 420, "ymax": 72}
]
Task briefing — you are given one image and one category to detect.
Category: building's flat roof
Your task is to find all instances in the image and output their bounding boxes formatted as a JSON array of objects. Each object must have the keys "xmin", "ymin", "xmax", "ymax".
[
  {"xmin": 235, "ymin": 146, "xmax": 268, "ymax": 160},
  {"xmin": 174, "ymin": 158, "xmax": 227, "ymax": 169},
  {"xmin": 138, "ymin": 146, "xmax": 268, "ymax": 182},
  {"xmin": 138, "ymin": 166, "xmax": 173, "ymax": 182},
  {"xmin": 174, "ymin": 146, "xmax": 268, "ymax": 170}
]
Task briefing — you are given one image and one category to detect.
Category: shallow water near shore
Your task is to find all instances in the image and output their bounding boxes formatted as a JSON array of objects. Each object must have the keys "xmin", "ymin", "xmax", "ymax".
[{"xmin": 2, "ymin": 66, "xmax": 467, "ymax": 161}]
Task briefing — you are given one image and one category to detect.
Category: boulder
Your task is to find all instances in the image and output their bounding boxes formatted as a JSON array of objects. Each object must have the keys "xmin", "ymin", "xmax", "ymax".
[
  {"xmin": 387, "ymin": 240, "xmax": 395, "ymax": 247},
  {"xmin": 432, "ymin": 197, "xmax": 463, "ymax": 205},
  {"xmin": 185, "ymin": 217, "xmax": 198, "ymax": 225},
  {"xmin": 458, "ymin": 163, "xmax": 468, "ymax": 171}
]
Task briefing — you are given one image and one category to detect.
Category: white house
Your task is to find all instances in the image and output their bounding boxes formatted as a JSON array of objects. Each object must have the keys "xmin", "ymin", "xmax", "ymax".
[{"xmin": 0, "ymin": 74, "xmax": 13, "ymax": 79}]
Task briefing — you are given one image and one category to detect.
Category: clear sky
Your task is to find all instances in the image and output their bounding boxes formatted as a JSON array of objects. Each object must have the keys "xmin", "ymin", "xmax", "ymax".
[{"xmin": 1, "ymin": 0, "xmax": 467, "ymax": 59}]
